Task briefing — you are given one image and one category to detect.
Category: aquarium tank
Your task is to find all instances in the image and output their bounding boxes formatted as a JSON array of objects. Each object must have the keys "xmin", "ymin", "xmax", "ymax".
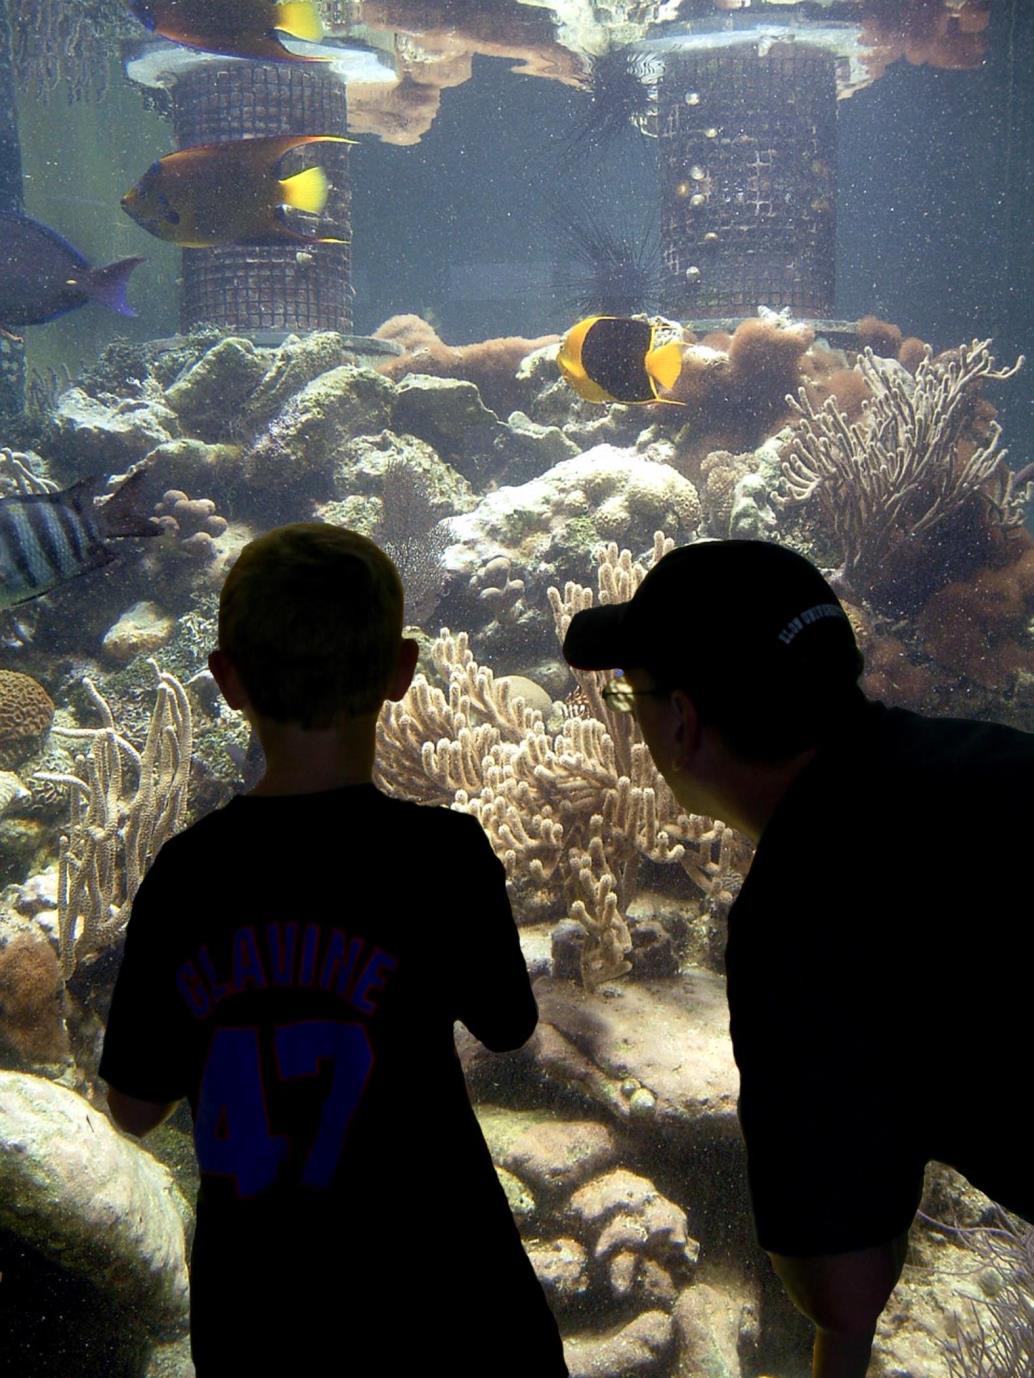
[{"xmin": 0, "ymin": 0, "xmax": 1032, "ymax": 1374}]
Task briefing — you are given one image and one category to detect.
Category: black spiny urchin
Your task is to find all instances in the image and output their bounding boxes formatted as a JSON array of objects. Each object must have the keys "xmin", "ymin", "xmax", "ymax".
[
  {"xmin": 551, "ymin": 210, "xmax": 665, "ymax": 320},
  {"xmin": 554, "ymin": 45, "xmax": 659, "ymax": 165}
]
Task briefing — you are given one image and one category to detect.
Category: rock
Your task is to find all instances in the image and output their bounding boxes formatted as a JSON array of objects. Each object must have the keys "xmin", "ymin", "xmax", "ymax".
[
  {"xmin": 47, "ymin": 390, "xmax": 178, "ymax": 473},
  {"xmin": 143, "ymin": 438, "xmax": 243, "ymax": 489},
  {"xmin": 532, "ymin": 972, "xmax": 740, "ymax": 1144},
  {"xmin": 240, "ymin": 331, "xmax": 353, "ymax": 431},
  {"xmin": 476, "ymin": 1106, "xmax": 618, "ymax": 1197},
  {"xmin": 0, "ymin": 1072, "xmax": 190, "ymax": 1337},
  {"xmin": 243, "ymin": 365, "xmax": 396, "ymax": 488},
  {"xmin": 564, "ymin": 1309, "xmax": 674, "ymax": 1378},
  {"xmin": 444, "ymin": 447, "xmax": 701, "ymax": 592},
  {"xmin": 163, "ymin": 337, "xmax": 268, "ymax": 439},
  {"xmin": 673, "ymin": 1281, "xmax": 756, "ymax": 1378},
  {"xmin": 527, "ymin": 1236, "xmax": 591, "ymax": 1306},
  {"xmin": 567, "ymin": 1168, "xmax": 699, "ymax": 1275},
  {"xmin": 102, "ymin": 601, "xmax": 176, "ymax": 662},
  {"xmin": 392, "ymin": 374, "xmax": 504, "ymax": 484},
  {"xmin": 498, "ymin": 410, "xmax": 580, "ymax": 482},
  {"xmin": 330, "ymin": 429, "xmax": 477, "ymax": 520}
]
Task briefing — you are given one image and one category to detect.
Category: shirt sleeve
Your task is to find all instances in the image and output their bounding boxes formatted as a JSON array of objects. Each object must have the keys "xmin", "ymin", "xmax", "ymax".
[
  {"xmin": 98, "ymin": 847, "xmax": 192, "ymax": 1103},
  {"xmin": 447, "ymin": 812, "xmax": 538, "ymax": 1051},
  {"xmin": 728, "ymin": 886, "xmax": 925, "ymax": 1257}
]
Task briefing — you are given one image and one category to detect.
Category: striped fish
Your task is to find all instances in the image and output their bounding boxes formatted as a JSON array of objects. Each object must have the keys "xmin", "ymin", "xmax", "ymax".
[{"xmin": 0, "ymin": 470, "xmax": 159, "ymax": 610}]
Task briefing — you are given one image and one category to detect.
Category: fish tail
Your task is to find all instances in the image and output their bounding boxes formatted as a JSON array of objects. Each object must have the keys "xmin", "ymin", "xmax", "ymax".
[
  {"xmin": 645, "ymin": 341, "xmax": 684, "ymax": 393},
  {"xmin": 274, "ymin": 0, "xmax": 323, "ymax": 41},
  {"xmin": 84, "ymin": 257, "xmax": 146, "ymax": 318},
  {"xmin": 280, "ymin": 165, "xmax": 330, "ymax": 215},
  {"xmin": 95, "ymin": 470, "xmax": 161, "ymax": 540}
]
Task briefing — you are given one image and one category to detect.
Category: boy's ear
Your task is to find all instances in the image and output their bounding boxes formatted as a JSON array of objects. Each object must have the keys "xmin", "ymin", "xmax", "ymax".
[
  {"xmin": 385, "ymin": 637, "xmax": 419, "ymax": 702},
  {"xmin": 208, "ymin": 649, "xmax": 251, "ymax": 711}
]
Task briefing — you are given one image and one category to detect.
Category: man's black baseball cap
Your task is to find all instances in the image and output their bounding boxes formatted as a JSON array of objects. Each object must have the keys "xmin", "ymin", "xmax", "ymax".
[{"xmin": 562, "ymin": 540, "xmax": 863, "ymax": 719}]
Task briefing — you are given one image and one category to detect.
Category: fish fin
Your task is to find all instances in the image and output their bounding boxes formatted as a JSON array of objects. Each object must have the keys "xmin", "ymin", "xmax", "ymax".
[
  {"xmin": 274, "ymin": 1, "xmax": 324, "ymax": 41},
  {"xmin": 0, "ymin": 323, "xmax": 23, "ymax": 343},
  {"xmin": 279, "ymin": 165, "xmax": 329, "ymax": 215},
  {"xmin": 94, "ymin": 471, "xmax": 161, "ymax": 540},
  {"xmin": 645, "ymin": 341, "xmax": 684, "ymax": 392},
  {"xmin": 83, "ymin": 257, "xmax": 145, "ymax": 318}
]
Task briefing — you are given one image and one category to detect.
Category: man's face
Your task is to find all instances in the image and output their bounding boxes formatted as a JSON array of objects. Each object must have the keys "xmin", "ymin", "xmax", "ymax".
[{"xmin": 623, "ymin": 667, "xmax": 712, "ymax": 820}]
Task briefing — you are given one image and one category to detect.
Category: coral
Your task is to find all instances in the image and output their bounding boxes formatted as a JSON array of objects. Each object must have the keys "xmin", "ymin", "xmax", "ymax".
[
  {"xmin": 152, "ymin": 489, "xmax": 230, "ymax": 562},
  {"xmin": 0, "ymin": 670, "xmax": 55, "ymax": 758},
  {"xmin": 374, "ymin": 315, "xmax": 559, "ymax": 419},
  {"xmin": 34, "ymin": 663, "xmax": 192, "ymax": 978},
  {"xmin": 857, "ymin": 315, "xmax": 904, "ymax": 357},
  {"xmin": 0, "ymin": 930, "xmax": 69, "ymax": 1062},
  {"xmin": 781, "ymin": 339, "xmax": 1028, "ymax": 606},
  {"xmin": 915, "ymin": 536, "xmax": 1034, "ymax": 692},
  {"xmin": 373, "ymin": 453, "xmax": 450, "ymax": 626},
  {"xmin": 860, "ymin": 0, "xmax": 991, "ymax": 78},
  {"xmin": 664, "ymin": 313, "xmax": 815, "ymax": 450},
  {"xmin": 375, "ymin": 535, "xmax": 752, "ymax": 990}
]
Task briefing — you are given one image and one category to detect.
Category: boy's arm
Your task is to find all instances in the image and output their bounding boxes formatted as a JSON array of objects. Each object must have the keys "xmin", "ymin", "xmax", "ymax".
[{"xmin": 106, "ymin": 1086, "xmax": 180, "ymax": 1138}]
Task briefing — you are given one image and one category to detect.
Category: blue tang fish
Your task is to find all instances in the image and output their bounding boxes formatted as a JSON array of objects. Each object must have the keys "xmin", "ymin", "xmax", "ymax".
[
  {"xmin": 0, "ymin": 212, "xmax": 143, "ymax": 341},
  {"xmin": 0, "ymin": 471, "xmax": 159, "ymax": 610}
]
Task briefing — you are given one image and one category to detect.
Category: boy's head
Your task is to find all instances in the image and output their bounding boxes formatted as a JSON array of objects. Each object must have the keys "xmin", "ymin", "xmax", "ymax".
[{"xmin": 215, "ymin": 523, "xmax": 405, "ymax": 729}]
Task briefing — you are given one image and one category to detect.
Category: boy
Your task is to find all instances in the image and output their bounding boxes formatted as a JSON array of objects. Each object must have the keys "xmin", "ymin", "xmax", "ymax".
[{"xmin": 100, "ymin": 523, "xmax": 568, "ymax": 1377}]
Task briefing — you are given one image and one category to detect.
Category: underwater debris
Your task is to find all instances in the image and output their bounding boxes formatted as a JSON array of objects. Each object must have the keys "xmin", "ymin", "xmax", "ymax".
[
  {"xmin": 34, "ymin": 663, "xmax": 192, "ymax": 979},
  {"xmin": 781, "ymin": 339, "xmax": 1027, "ymax": 605}
]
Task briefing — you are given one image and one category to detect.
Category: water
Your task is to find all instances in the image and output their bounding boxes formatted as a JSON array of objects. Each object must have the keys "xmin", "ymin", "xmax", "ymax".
[{"xmin": 0, "ymin": 2, "xmax": 1032, "ymax": 1375}]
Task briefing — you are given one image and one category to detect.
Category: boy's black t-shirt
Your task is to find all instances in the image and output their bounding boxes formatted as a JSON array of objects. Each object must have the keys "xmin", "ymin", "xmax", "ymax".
[
  {"xmin": 99, "ymin": 784, "xmax": 568, "ymax": 1376},
  {"xmin": 726, "ymin": 701, "xmax": 1034, "ymax": 1258}
]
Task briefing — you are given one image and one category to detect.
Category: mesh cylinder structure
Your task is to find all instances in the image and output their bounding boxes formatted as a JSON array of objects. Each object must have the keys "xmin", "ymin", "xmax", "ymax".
[
  {"xmin": 172, "ymin": 61, "xmax": 351, "ymax": 335},
  {"xmin": 658, "ymin": 42, "xmax": 837, "ymax": 318}
]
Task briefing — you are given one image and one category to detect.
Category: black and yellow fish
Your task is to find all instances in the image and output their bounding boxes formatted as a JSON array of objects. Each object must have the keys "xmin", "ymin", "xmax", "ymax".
[
  {"xmin": 121, "ymin": 134, "xmax": 353, "ymax": 248},
  {"xmin": 127, "ymin": 0, "xmax": 326, "ymax": 63},
  {"xmin": 558, "ymin": 315, "xmax": 684, "ymax": 405}
]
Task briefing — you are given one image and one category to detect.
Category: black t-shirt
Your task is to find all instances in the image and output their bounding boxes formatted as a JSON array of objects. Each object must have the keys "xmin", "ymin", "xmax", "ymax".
[
  {"xmin": 726, "ymin": 701, "xmax": 1034, "ymax": 1257},
  {"xmin": 100, "ymin": 784, "xmax": 568, "ymax": 1377}
]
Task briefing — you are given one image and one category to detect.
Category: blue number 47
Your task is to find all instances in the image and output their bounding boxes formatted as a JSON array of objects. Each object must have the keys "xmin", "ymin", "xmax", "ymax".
[{"xmin": 194, "ymin": 1020, "xmax": 374, "ymax": 1197}]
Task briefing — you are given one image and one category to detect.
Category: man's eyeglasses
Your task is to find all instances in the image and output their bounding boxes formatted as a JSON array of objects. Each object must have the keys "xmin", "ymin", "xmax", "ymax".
[{"xmin": 601, "ymin": 679, "xmax": 671, "ymax": 714}]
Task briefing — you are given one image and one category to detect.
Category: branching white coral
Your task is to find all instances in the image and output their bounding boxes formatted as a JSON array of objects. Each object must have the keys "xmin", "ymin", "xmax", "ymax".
[
  {"xmin": 781, "ymin": 340, "xmax": 1026, "ymax": 597},
  {"xmin": 376, "ymin": 534, "xmax": 752, "ymax": 990},
  {"xmin": 35, "ymin": 662, "xmax": 192, "ymax": 978}
]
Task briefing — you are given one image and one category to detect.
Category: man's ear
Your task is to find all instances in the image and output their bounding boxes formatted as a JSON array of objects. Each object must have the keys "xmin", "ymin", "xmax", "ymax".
[
  {"xmin": 385, "ymin": 637, "xmax": 419, "ymax": 702},
  {"xmin": 669, "ymin": 689, "xmax": 703, "ymax": 769}
]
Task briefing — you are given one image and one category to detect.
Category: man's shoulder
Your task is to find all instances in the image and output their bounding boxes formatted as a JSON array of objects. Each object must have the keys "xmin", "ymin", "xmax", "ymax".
[{"xmin": 866, "ymin": 701, "xmax": 1034, "ymax": 783}]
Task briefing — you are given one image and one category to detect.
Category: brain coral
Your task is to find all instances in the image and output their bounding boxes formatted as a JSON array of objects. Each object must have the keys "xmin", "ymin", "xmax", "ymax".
[{"xmin": 0, "ymin": 671, "xmax": 54, "ymax": 745}]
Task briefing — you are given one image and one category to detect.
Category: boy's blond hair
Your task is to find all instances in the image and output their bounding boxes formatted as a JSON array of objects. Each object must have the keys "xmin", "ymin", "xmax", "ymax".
[{"xmin": 218, "ymin": 523, "xmax": 404, "ymax": 728}]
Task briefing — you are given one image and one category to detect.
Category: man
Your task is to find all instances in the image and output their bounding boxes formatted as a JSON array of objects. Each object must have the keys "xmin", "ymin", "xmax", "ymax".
[{"xmin": 563, "ymin": 538, "xmax": 1033, "ymax": 1378}]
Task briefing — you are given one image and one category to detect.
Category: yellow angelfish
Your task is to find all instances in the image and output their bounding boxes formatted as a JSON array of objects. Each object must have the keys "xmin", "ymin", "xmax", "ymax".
[
  {"xmin": 126, "ymin": 0, "xmax": 328, "ymax": 63},
  {"xmin": 558, "ymin": 315, "xmax": 685, "ymax": 405},
  {"xmin": 121, "ymin": 135, "xmax": 354, "ymax": 249}
]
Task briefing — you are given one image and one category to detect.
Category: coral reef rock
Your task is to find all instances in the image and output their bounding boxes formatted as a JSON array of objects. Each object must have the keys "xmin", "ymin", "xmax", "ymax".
[
  {"xmin": 47, "ymin": 389, "xmax": 178, "ymax": 473},
  {"xmin": 444, "ymin": 448, "xmax": 701, "ymax": 590},
  {"xmin": 0, "ymin": 1071, "xmax": 190, "ymax": 1336},
  {"xmin": 101, "ymin": 601, "xmax": 176, "ymax": 662},
  {"xmin": 163, "ymin": 336, "xmax": 269, "ymax": 440}
]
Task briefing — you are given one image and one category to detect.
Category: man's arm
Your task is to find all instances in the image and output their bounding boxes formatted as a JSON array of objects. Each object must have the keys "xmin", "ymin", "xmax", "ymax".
[
  {"xmin": 769, "ymin": 1233, "xmax": 909, "ymax": 1378},
  {"xmin": 106, "ymin": 1086, "xmax": 180, "ymax": 1138}
]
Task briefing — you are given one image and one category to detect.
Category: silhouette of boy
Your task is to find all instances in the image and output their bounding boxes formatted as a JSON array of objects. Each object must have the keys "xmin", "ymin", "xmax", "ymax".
[
  {"xmin": 100, "ymin": 523, "xmax": 569, "ymax": 1378},
  {"xmin": 563, "ymin": 538, "xmax": 1033, "ymax": 1378}
]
